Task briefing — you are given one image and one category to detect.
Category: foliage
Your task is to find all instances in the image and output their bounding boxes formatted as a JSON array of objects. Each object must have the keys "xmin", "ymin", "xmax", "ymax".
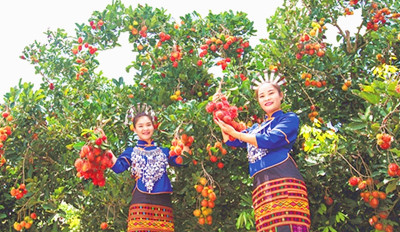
[{"xmin": 0, "ymin": 0, "xmax": 399, "ymax": 231}]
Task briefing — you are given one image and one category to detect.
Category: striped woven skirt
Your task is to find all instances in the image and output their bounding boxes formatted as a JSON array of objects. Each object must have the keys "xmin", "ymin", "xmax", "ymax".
[
  {"xmin": 127, "ymin": 188, "xmax": 174, "ymax": 232},
  {"xmin": 252, "ymin": 156, "xmax": 311, "ymax": 232}
]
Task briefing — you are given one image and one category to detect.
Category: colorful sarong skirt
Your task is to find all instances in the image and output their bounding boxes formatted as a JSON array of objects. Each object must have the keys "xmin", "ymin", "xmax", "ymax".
[
  {"xmin": 252, "ymin": 156, "xmax": 311, "ymax": 232},
  {"xmin": 127, "ymin": 188, "xmax": 174, "ymax": 232}
]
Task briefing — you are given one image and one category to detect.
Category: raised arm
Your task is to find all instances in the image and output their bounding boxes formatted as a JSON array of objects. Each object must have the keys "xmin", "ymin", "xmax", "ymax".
[{"xmin": 255, "ymin": 113, "xmax": 299, "ymax": 149}]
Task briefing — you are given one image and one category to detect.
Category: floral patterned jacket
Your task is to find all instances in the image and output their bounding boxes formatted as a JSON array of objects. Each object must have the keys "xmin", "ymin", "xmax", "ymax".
[{"xmin": 111, "ymin": 140, "xmax": 181, "ymax": 194}]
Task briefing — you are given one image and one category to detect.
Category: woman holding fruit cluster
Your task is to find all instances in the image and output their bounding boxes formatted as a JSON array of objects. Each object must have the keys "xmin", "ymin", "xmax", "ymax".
[
  {"xmin": 214, "ymin": 72, "xmax": 311, "ymax": 232},
  {"xmin": 110, "ymin": 103, "xmax": 184, "ymax": 232}
]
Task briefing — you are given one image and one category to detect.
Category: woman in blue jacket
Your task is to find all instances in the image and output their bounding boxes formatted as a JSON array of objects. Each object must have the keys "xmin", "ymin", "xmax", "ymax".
[
  {"xmin": 214, "ymin": 76, "xmax": 311, "ymax": 232},
  {"xmin": 110, "ymin": 105, "xmax": 182, "ymax": 232}
]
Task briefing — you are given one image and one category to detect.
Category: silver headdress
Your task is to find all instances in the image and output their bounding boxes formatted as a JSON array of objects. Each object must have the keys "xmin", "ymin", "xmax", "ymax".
[
  {"xmin": 251, "ymin": 70, "xmax": 286, "ymax": 90},
  {"xmin": 124, "ymin": 103, "xmax": 155, "ymax": 126}
]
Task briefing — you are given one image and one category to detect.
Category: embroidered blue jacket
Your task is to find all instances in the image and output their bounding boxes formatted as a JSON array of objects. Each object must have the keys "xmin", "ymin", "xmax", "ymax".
[
  {"xmin": 111, "ymin": 140, "xmax": 181, "ymax": 194},
  {"xmin": 226, "ymin": 110, "xmax": 299, "ymax": 177}
]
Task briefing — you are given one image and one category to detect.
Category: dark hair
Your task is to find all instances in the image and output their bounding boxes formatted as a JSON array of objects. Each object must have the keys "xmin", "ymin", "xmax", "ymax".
[
  {"xmin": 255, "ymin": 82, "xmax": 282, "ymax": 99},
  {"xmin": 133, "ymin": 112, "xmax": 154, "ymax": 128}
]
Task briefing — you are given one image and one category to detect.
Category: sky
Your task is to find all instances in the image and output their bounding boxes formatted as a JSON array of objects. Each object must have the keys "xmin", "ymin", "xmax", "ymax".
[{"xmin": 0, "ymin": 0, "xmax": 361, "ymax": 99}]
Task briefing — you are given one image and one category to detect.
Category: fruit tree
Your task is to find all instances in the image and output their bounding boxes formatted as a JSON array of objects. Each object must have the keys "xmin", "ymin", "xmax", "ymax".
[{"xmin": 0, "ymin": 0, "xmax": 399, "ymax": 231}]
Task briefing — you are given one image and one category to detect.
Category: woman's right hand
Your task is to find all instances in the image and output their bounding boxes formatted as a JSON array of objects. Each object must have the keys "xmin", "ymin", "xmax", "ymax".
[
  {"xmin": 106, "ymin": 150, "xmax": 117, "ymax": 166},
  {"xmin": 214, "ymin": 118, "xmax": 235, "ymax": 143},
  {"xmin": 212, "ymin": 92, "xmax": 226, "ymax": 102},
  {"xmin": 214, "ymin": 118, "xmax": 234, "ymax": 135}
]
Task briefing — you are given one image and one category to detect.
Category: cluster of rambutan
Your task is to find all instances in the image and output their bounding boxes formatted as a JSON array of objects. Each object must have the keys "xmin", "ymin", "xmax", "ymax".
[
  {"xmin": 74, "ymin": 128, "xmax": 113, "ymax": 187},
  {"xmin": 206, "ymin": 95, "xmax": 246, "ymax": 141}
]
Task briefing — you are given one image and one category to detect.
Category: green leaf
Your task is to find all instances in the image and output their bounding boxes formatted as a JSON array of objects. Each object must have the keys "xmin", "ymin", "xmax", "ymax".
[
  {"xmin": 329, "ymin": 226, "xmax": 338, "ymax": 232},
  {"xmin": 385, "ymin": 179, "xmax": 398, "ymax": 194},
  {"xmin": 389, "ymin": 148, "xmax": 400, "ymax": 157},
  {"xmin": 72, "ymin": 141, "xmax": 86, "ymax": 150},
  {"xmin": 358, "ymin": 92, "xmax": 380, "ymax": 104},
  {"xmin": 370, "ymin": 123, "xmax": 380, "ymax": 133},
  {"xmin": 42, "ymin": 203, "xmax": 57, "ymax": 211},
  {"xmin": 347, "ymin": 122, "xmax": 367, "ymax": 130},
  {"xmin": 318, "ymin": 203, "xmax": 327, "ymax": 215},
  {"xmin": 0, "ymin": 214, "xmax": 7, "ymax": 219}
]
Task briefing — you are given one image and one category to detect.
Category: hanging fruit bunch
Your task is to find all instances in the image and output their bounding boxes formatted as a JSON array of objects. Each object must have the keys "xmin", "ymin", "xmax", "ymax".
[
  {"xmin": 206, "ymin": 92, "xmax": 246, "ymax": 141},
  {"xmin": 376, "ymin": 133, "xmax": 393, "ymax": 150},
  {"xmin": 10, "ymin": 183, "xmax": 28, "ymax": 200},
  {"xmin": 74, "ymin": 128, "xmax": 114, "ymax": 187},
  {"xmin": 168, "ymin": 133, "xmax": 194, "ymax": 164},
  {"xmin": 0, "ymin": 110, "xmax": 13, "ymax": 167},
  {"xmin": 206, "ymin": 141, "xmax": 227, "ymax": 169},
  {"xmin": 193, "ymin": 176, "xmax": 217, "ymax": 225}
]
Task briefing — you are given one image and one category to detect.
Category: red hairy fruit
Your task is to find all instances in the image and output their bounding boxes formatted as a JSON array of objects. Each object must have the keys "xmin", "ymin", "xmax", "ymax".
[{"xmin": 206, "ymin": 95, "xmax": 246, "ymax": 139}]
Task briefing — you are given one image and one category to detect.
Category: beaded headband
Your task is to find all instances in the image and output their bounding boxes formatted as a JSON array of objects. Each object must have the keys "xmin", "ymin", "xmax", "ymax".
[
  {"xmin": 251, "ymin": 70, "xmax": 286, "ymax": 90},
  {"xmin": 124, "ymin": 103, "xmax": 155, "ymax": 126}
]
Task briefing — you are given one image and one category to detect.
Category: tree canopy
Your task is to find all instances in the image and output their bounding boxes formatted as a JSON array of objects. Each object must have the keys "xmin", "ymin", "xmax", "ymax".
[{"xmin": 1, "ymin": 0, "xmax": 399, "ymax": 231}]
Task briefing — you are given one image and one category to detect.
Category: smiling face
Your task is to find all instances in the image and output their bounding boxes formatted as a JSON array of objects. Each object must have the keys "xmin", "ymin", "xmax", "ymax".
[
  {"xmin": 257, "ymin": 82, "xmax": 283, "ymax": 116},
  {"xmin": 133, "ymin": 115, "xmax": 154, "ymax": 143}
]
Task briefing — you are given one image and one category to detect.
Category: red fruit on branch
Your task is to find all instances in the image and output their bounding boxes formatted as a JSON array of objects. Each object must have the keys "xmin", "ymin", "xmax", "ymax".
[
  {"xmin": 201, "ymin": 199, "xmax": 208, "ymax": 207},
  {"xmin": 100, "ymin": 222, "xmax": 108, "ymax": 230},
  {"xmin": 74, "ymin": 158, "xmax": 84, "ymax": 172},
  {"xmin": 208, "ymin": 192, "xmax": 217, "ymax": 201},
  {"xmin": 381, "ymin": 134, "xmax": 392, "ymax": 143},
  {"xmin": 316, "ymin": 49, "xmax": 325, "ymax": 57},
  {"xmin": 176, "ymin": 155, "xmax": 183, "ymax": 164},
  {"xmin": 369, "ymin": 198, "xmax": 379, "ymax": 209},
  {"xmin": 222, "ymin": 115, "xmax": 232, "ymax": 124},
  {"xmin": 210, "ymin": 44, "xmax": 217, "ymax": 51},
  {"xmin": 214, "ymin": 110, "xmax": 224, "ymax": 120},
  {"xmin": 30, "ymin": 213, "xmax": 37, "ymax": 220},
  {"xmin": 195, "ymin": 184, "xmax": 203, "ymax": 193},
  {"xmin": 378, "ymin": 211, "xmax": 388, "ymax": 219},
  {"xmin": 357, "ymin": 181, "xmax": 367, "ymax": 190},
  {"xmin": 217, "ymin": 162, "xmax": 224, "ymax": 169},
  {"xmin": 324, "ymin": 196, "xmax": 333, "ymax": 205},
  {"xmin": 380, "ymin": 142, "xmax": 390, "ymax": 150},
  {"xmin": 388, "ymin": 163, "xmax": 399, "ymax": 172},
  {"xmin": 95, "ymin": 138, "xmax": 103, "ymax": 146},
  {"xmin": 348, "ymin": 176, "xmax": 360, "ymax": 186}
]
